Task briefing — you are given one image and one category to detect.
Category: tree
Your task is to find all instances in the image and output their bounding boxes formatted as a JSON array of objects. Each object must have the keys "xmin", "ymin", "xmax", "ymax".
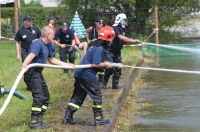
[{"xmin": 56, "ymin": 0, "xmax": 200, "ymax": 39}]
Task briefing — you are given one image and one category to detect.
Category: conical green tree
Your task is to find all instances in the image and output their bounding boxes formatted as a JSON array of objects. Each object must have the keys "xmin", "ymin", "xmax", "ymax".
[{"xmin": 70, "ymin": 11, "xmax": 86, "ymax": 38}]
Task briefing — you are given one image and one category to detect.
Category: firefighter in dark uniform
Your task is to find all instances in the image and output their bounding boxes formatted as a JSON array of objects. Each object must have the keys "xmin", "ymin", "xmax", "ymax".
[
  {"xmin": 53, "ymin": 21, "xmax": 75, "ymax": 73},
  {"xmin": 86, "ymin": 16, "xmax": 105, "ymax": 87},
  {"xmin": 22, "ymin": 26, "xmax": 74, "ymax": 129},
  {"xmin": 15, "ymin": 15, "xmax": 41, "ymax": 90},
  {"xmin": 62, "ymin": 26, "xmax": 124, "ymax": 126},
  {"xmin": 103, "ymin": 13, "xmax": 140, "ymax": 89}
]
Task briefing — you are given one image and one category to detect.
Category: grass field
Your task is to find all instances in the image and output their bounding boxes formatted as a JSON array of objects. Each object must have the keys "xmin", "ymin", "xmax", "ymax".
[{"xmin": 0, "ymin": 40, "xmax": 142, "ymax": 131}]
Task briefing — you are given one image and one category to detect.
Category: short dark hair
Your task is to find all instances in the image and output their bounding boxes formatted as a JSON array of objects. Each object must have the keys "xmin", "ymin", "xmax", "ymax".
[
  {"xmin": 47, "ymin": 16, "xmax": 54, "ymax": 22},
  {"xmin": 95, "ymin": 16, "xmax": 103, "ymax": 22},
  {"xmin": 23, "ymin": 15, "xmax": 34, "ymax": 21},
  {"xmin": 59, "ymin": 21, "xmax": 67, "ymax": 26}
]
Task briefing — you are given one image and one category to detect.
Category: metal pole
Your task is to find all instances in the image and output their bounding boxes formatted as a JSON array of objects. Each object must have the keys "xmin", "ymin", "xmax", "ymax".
[
  {"xmin": 154, "ymin": 6, "xmax": 159, "ymax": 44},
  {"xmin": 14, "ymin": 0, "xmax": 19, "ymax": 34}
]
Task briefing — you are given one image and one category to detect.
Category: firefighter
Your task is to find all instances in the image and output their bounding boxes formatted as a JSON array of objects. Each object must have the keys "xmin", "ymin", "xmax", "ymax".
[
  {"xmin": 22, "ymin": 26, "xmax": 74, "ymax": 129},
  {"xmin": 62, "ymin": 26, "xmax": 124, "ymax": 126},
  {"xmin": 103, "ymin": 13, "xmax": 140, "ymax": 89},
  {"xmin": 15, "ymin": 15, "xmax": 41, "ymax": 91},
  {"xmin": 53, "ymin": 21, "xmax": 75, "ymax": 73},
  {"xmin": 86, "ymin": 16, "xmax": 105, "ymax": 88}
]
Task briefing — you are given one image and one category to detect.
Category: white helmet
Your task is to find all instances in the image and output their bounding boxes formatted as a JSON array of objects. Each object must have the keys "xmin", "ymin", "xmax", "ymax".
[{"xmin": 112, "ymin": 13, "xmax": 127, "ymax": 27}]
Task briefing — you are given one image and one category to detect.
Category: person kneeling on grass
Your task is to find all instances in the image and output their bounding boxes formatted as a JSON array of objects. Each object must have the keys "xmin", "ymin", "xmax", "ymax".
[
  {"xmin": 62, "ymin": 26, "xmax": 124, "ymax": 126},
  {"xmin": 73, "ymin": 28, "xmax": 88, "ymax": 56},
  {"xmin": 22, "ymin": 26, "xmax": 74, "ymax": 129}
]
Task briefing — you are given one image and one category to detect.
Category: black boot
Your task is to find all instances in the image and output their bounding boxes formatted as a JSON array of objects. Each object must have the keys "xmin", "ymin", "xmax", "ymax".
[
  {"xmin": 101, "ymin": 76, "xmax": 109, "ymax": 89},
  {"xmin": 62, "ymin": 106, "xmax": 77, "ymax": 125},
  {"xmin": 112, "ymin": 77, "xmax": 119, "ymax": 89},
  {"xmin": 37, "ymin": 113, "xmax": 49, "ymax": 127},
  {"xmin": 93, "ymin": 108, "xmax": 110, "ymax": 126},
  {"xmin": 98, "ymin": 72, "xmax": 105, "ymax": 89},
  {"xmin": 64, "ymin": 69, "xmax": 69, "ymax": 74},
  {"xmin": 30, "ymin": 114, "xmax": 48, "ymax": 129}
]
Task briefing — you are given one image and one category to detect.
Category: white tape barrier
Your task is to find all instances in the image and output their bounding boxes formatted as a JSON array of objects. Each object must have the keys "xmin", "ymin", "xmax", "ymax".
[
  {"xmin": 0, "ymin": 63, "xmax": 92, "ymax": 116},
  {"xmin": 1, "ymin": 36, "xmax": 14, "ymax": 41}
]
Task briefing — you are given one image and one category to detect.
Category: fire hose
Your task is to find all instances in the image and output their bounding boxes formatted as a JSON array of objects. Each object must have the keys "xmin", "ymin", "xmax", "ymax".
[
  {"xmin": 2, "ymin": 63, "xmax": 200, "ymax": 116},
  {"xmin": 0, "ymin": 63, "xmax": 92, "ymax": 116}
]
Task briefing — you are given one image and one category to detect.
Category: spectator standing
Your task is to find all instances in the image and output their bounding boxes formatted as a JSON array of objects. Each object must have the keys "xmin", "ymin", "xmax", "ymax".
[
  {"xmin": 15, "ymin": 15, "xmax": 41, "ymax": 90},
  {"xmin": 47, "ymin": 16, "xmax": 56, "ymax": 55},
  {"xmin": 86, "ymin": 16, "xmax": 104, "ymax": 86}
]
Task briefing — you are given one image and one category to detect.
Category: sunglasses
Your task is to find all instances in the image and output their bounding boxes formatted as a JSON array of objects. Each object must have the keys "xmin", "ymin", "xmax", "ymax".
[
  {"xmin": 62, "ymin": 25, "xmax": 67, "ymax": 27},
  {"xmin": 98, "ymin": 22, "xmax": 103, "ymax": 25}
]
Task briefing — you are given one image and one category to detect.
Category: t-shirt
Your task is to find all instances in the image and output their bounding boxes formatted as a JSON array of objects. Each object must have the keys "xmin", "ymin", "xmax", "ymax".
[
  {"xmin": 107, "ymin": 26, "xmax": 126, "ymax": 53},
  {"xmin": 74, "ymin": 41, "xmax": 104, "ymax": 80},
  {"xmin": 53, "ymin": 28, "xmax": 74, "ymax": 45},
  {"xmin": 15, "ymin": 26, "xmax": 41, "ymax": 49},
  {"xmin": 29, "ymin": 39, "xmax": 53, "ymax": 73},
  {"xmin": 89, "ymin": 26, "xmax": 98, "ymax": 40}
]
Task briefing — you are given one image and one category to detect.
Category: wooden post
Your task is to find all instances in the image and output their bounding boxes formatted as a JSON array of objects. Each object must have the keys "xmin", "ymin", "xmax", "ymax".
[
  {"xmin": 14, "ymin": 0, "xmax": 19, "ymax": 34},
  {"xmin": 154, "ymin": 6, "xmax": 159, "ymax": 44}
]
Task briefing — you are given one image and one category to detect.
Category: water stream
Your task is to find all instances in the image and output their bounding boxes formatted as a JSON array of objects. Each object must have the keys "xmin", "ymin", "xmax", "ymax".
[{"xmin": 134, "ymin": 47, "xmax": 200, "ymax": 132}]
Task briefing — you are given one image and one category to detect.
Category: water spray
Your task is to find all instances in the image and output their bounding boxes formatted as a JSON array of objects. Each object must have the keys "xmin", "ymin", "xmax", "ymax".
[
  {"xmin": 146, "ymin": 42, "xmax": 200, "ymax": 54},
  {"xmin": 124, "ymin": 65, "xmax": 200, "ymax": 74}
]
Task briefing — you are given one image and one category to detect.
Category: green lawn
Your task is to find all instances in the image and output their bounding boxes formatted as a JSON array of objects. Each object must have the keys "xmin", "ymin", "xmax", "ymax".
[{"xmin": 0, "ymin": 40, "xmax": 142, "ymax": 131}]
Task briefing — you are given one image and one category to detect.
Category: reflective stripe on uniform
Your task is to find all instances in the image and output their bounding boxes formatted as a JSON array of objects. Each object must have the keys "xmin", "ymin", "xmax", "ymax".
[
  {"xmin": 68, "ymin": 103, "xmax": 80, "ymax": 109},
  {"xmin": 42, "ymin": 105, "xmax": 48, "ymax": 110},
  {"xmin": 92, "ymin": 105, "xmax": 102, "ymax": 108},
  {"xmin": 97, "ymin": 72, "xmax": 104, "ymax": 75},
  {"xmin": 31, "ymin": 107, "xmax": 42, "ymax": 112},
  {"xmin": 95, "ymin": 116, "xmax": 101, "ymax": 119}
]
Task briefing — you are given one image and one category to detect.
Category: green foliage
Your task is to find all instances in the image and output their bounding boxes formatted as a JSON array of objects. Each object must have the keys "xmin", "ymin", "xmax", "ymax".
[
  {"xmin": 21, "ymin": 0, "xmax": 43, "ymax": 7},
  {"xmin": 1, "ymin": 7, "xmax": 68, "ymax": 37},
  {"xmin": 19, "ymin": 0, "xmax": 25, "ymax": 7}
]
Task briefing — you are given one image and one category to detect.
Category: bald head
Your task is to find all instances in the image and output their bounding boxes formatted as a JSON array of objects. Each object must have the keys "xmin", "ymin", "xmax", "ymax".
[{"xmin": 41, "ymin": 26, "xmax": 53, "ymax": 37}]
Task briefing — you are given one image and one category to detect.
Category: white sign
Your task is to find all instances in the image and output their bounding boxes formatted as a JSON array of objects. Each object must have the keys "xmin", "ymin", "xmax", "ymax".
[{"xmin": 0, "ymin": 0, "xmax": 14, "ymax": 4}]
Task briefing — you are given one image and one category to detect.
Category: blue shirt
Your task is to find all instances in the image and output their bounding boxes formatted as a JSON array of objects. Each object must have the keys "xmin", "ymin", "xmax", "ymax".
[
  {"xmin": 107, "ymin": 26, "xmax": 126, "ymax": 53},
  {"xmin": 29, "ymin": 39, "xmax": 53, "ymax": 72},
  {"xmin": 53, "ymin": 28, "xmax": 75, "ymax": 45},
  {"xmin": 74, "ymin": 45, "xmax": 104, "ymax": 80}
]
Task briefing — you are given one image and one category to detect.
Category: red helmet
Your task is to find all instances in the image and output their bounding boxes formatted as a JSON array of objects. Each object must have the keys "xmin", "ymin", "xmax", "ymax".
[{"xmin": 98, "ymin": 26, "xmax": 115, "ymax": 41}]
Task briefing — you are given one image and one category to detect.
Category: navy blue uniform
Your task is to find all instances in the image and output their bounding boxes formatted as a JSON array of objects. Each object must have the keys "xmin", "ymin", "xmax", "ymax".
[
  {"xmin": 15, "ymin": 25, "xmax": 41, "ymax": 90},
  {"xmin": 88, "ymin": 26, "xmax": 105, "ymax": 84},
  {"xmin": 66, "ymin": 40, "xmax": 105, "ymax": 118},
  {"xmin": 15, "ymin": 26, "xmax": 41, "ymax": 62},
  {"xmin": 104, "ymin": 26, "xmax": 126, "ymax": 89},
  {"xmin": 25, "ymin": 39, "xmax": 53, "ymax": 120},
  {"xmin": 54, "ymin": 28, "xmax": 75, "ymax": 73}
]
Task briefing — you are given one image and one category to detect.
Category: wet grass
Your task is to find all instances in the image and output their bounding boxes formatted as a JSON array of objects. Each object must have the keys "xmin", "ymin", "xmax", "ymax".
[{"xmin": 0, "ymin": 40, "xmax": 142, "ymax": 131}]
